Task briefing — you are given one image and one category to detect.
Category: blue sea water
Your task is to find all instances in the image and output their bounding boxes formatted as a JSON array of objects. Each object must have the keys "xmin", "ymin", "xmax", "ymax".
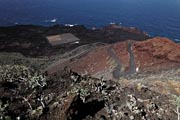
[{"xmin": 0, "ymin": 0, "xmax": 180, "ymax": 42}]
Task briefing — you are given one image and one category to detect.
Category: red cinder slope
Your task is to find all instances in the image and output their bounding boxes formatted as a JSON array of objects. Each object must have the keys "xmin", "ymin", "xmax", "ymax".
[
  {"xmin": 47, "ymin": 37, "xmax": 180, "ymax": 79},
  {"xmin": 133, "ymin": 37, "xmax": 180, "ymax": 71}
]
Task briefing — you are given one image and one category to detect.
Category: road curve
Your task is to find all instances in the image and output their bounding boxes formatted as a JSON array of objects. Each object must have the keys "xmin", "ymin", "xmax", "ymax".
[{"xmin": 107, "ymin": 41, "xmax": 136, "ymax": 79}]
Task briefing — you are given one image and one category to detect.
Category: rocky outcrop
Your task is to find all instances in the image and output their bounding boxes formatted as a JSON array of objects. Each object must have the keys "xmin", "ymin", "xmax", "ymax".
[{"xmin": 1, "ymin": 64, "xmax": 179, "ymax": 120}]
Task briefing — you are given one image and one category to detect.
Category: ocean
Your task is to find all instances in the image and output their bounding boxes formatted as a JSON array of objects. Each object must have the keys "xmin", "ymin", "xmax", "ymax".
[{"xmin": 0, "ymin": 0, "xmax": 180, "ymax": 43}]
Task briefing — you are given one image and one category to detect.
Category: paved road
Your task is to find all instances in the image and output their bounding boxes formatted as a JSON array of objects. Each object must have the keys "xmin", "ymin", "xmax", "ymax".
[{"xmin": 107, "ymin": 41, "xmax": 136, "ymax": 79}]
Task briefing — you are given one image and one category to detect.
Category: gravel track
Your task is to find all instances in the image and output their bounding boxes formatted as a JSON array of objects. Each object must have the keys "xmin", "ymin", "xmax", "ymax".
[{"xmin": 107, "ymin": 41, "xmax": 136, "ymax": 79}]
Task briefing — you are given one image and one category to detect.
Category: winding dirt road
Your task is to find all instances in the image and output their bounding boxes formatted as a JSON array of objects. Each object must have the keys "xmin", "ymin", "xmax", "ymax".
[{"xmin": 107, "ymin": 41, "xmax": 136, "ymax": 79}]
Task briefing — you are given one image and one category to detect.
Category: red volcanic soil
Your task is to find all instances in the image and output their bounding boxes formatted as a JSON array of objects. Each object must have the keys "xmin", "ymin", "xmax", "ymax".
[
  {"xmin": 47, "ymin": 37, "xmax": 180, "ymax": 79},
  {"xmin": 133, "ymin": 37, "xmax": 180, "ymax": 71},
  {"xmin": 112, "ymin": 40, "xmax": 132, "ymax": 71},
  {"xmin": 56, "ymin": 46, "xmax": 111, "ymax": 75}
]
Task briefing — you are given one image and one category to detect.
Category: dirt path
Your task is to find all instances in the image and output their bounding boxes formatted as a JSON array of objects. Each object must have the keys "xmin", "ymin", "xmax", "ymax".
[
  {"xmin": 126, "ymin": 41, "xmax": 136, "ymax": 74},
  {"xmin": 107, "ymin": 41, "xmax": 136, "ymax": 79}
]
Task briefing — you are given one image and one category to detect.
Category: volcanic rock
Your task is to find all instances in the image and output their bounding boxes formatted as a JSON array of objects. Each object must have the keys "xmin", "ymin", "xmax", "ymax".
[{"xmin": 0, "ymin": 25, "xmax": 149, "ymax": 57}]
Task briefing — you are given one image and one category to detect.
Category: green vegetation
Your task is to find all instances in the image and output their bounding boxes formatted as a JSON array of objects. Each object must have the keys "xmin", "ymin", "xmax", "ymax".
[
  {"xmin": 0, "ymin": 65, "xmax": 46, "ymax": 88},
  {"xmin": 0, "ymin": 64, "xmax": 47, "ymax": 119},
  {"xmin": 174, "ymin": 95, "xmax": 180, "ymax": 107}
]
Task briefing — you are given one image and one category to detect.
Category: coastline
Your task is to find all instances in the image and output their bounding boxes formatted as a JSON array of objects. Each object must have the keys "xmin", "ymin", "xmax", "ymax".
[
  {"xmin": 0, "ymin": 24, "xmax": 150, "ymax": 57},
  {"xmin": 0, "ymin": 23, "xmax": 179, "ymax": 44}
]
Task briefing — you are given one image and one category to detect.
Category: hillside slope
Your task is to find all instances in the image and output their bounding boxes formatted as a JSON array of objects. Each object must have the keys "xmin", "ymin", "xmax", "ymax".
[{"xmin": 46, "ymin": 37, "xmax": 180, "ymax": 80}]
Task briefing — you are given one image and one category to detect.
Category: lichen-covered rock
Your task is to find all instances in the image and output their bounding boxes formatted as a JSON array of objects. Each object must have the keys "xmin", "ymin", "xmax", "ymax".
[
  {"xmin": 0, "ymin": 65, "xmax": 46, "ymax": 89},
  {"xmin": 0, "ymin": 65, "xmax": 179, "ymax": 120},
  {"xmin": 0, "ymin": 65, "xmax": 47, "ymax": 119}
]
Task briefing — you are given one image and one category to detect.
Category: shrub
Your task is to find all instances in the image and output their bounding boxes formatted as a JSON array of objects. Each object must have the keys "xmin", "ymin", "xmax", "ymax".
[
  {"xmin": 0, "ymin": 65, "xmax": 47, "ymax": 119},
  {"xmin": 0, "ymin": 65, "xmax": 46, "ymax": 89}
]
